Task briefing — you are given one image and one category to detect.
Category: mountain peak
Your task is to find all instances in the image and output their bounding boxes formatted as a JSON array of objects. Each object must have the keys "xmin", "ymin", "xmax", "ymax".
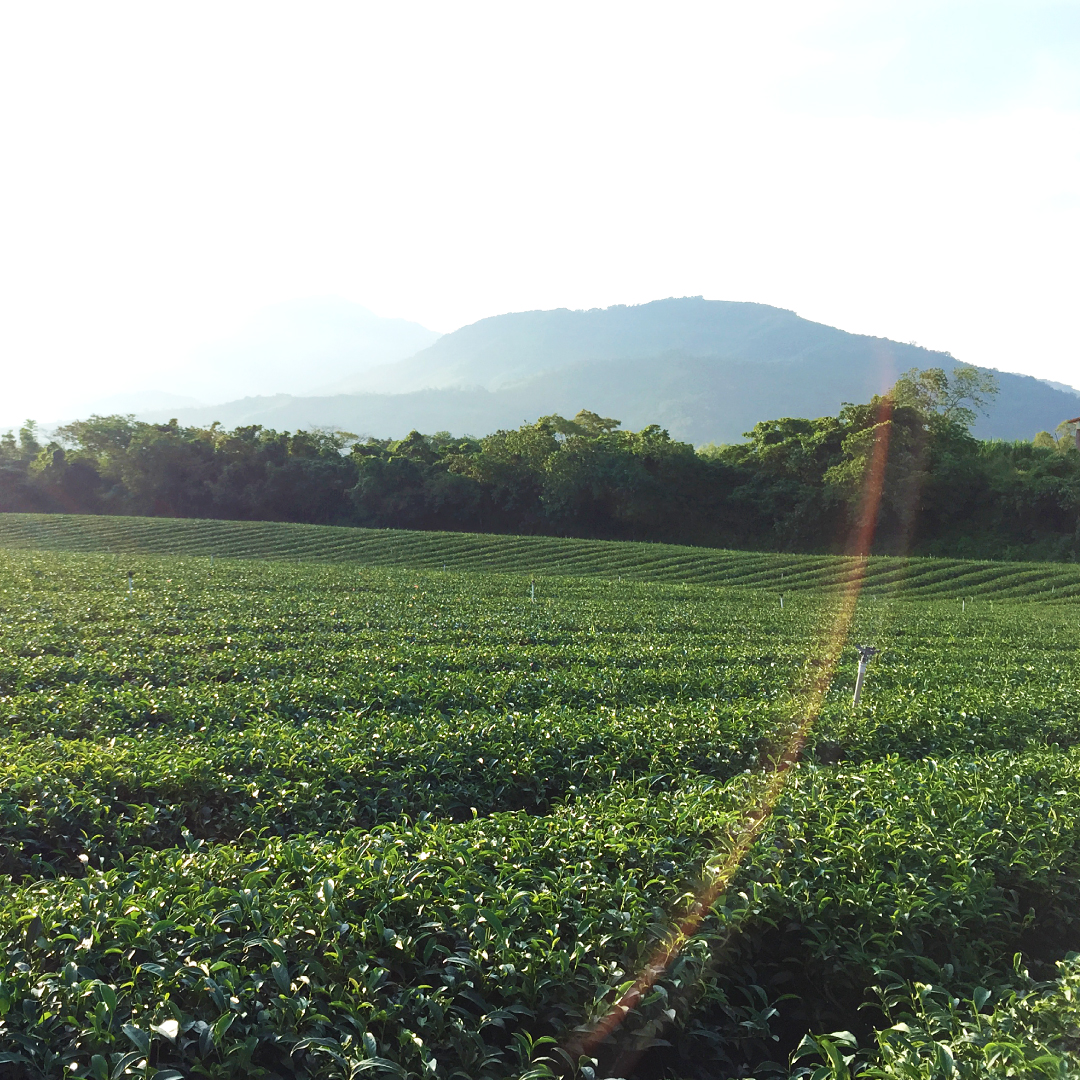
[
  {"xmin": 123, "ymin": 298, "xmax": 1080, "ymax": 446},
  {"xmin": 349, "ymin": 296, "xmax": 918, "ymax": 395}
]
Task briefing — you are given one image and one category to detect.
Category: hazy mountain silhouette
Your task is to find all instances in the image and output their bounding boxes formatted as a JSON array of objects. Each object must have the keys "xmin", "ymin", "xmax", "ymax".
[
  {"xmin": 136, "ymin": 298, "xmax": 1079, "ymax": 443},
  {"xmin": 152, "ymin": 298, "xmax": 441, "ymax": 404},
  {"xmin": 352, "ymin": 297, "xmax": 924, "ymax": 393},
  {"xmin": 1039, "ymin": 378, "xmax": 1080, "ymax": 398}
]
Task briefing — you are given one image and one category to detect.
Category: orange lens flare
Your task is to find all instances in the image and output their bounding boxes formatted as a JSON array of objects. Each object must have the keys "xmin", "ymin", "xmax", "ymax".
[{"xmin": 569, "ymin": 398, "xmax": 895, "ymax": 1064}]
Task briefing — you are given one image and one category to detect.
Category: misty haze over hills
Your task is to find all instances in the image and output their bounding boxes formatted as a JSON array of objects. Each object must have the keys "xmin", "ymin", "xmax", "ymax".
[
  {"xmin": 67, "ymin": 299, "xmax": 441, "ymax": 419},
  {"xmin": 15, "ymin": 298, "xmax": 1079, "ymax": 445}
]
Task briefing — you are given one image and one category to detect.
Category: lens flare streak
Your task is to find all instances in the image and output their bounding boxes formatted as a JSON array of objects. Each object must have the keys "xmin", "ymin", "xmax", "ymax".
[{"xmin": 569, "ymin": 399, "xmax": 895, "ymax": 1063}]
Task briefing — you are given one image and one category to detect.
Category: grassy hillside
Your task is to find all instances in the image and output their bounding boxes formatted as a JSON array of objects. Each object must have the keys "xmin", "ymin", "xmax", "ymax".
[{"xmin": 2, "ymin": 511, "xmax": 1079, "ymax": 600}]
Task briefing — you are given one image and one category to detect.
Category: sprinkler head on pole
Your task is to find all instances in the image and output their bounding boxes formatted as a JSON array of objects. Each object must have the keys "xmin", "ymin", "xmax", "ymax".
[{"xmin": 852, "ymin": 645, "xmax": 878, "ymax": 706}]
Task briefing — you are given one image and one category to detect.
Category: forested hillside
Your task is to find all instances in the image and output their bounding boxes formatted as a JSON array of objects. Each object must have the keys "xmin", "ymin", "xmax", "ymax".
[
  {"xmin": 3, "ymin": 368, "xmax": 1079, "ymax": 561},
  {"xmin": 143, "ymin": 298, "xmax": 1080, "ymax": 444}
]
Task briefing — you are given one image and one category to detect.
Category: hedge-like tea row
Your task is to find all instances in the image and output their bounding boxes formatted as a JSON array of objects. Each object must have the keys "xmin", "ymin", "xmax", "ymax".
[
  {"xmin": 2, "ymin": 548, "xmax": 1080, "ymax": 1077},
  {"xmin": 3, "ymin": 512, "xmax": 1080, "ymax": 599},
  {"xmin": 3, "ymin": 754, "xmax": 1080, "ymax": 1078}
]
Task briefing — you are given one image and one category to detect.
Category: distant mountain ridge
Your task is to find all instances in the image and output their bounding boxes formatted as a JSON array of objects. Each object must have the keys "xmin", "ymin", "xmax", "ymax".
[
  {"xmin": 1039, "ymin": 379, "xmax": 1080, "ymax": 398},
  {"xmin": 144, "ymin": 358, "xmax": 1077, "ymax": 446},
  {"xmin": 350, "ymin": 298, "xmax": 933, "ymax": 394},
  {"xmin": 130, "ymin": 297, "xmax": 1079, "ymax": 443}
]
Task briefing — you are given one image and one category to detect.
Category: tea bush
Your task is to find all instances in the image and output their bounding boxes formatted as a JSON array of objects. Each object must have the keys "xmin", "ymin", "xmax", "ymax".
[{"xmin": 2, "ymin": 544, "xmax": 1079, "ymax": 1078}]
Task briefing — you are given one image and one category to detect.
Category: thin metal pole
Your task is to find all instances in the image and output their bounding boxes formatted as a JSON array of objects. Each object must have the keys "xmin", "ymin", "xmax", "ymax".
[
  {"xmin": 852, "ymin": 657, "xmax": 868, "ymax": 705},
  {"xmin": 852, "ymin": 645, "xmax": 878, "ymax": 706}
]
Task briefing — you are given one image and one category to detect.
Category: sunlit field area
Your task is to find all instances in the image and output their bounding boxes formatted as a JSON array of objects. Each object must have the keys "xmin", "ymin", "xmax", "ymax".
[
  {"xmin": 2, "ymin": 525, "xmax": 1080, "ymax": 1078},
  {"xmin": 2, "ymin": 513, "xmax": 1080, "ymax": 600}
]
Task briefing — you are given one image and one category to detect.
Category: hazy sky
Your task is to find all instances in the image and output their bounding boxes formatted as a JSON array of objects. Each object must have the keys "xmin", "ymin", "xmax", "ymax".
[{"xmin": 2, "ymin": 1, "xmax": 1079, "ymax": 422}]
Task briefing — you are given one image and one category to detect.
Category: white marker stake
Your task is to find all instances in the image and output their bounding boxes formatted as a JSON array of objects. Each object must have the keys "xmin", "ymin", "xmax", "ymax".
[
  {"xmin": 127, "ymin": 572, "xmax": 133, "ymax": 596},
  {"xmin": 780, "ymin": 594, "xmax": 784, "ymax": 609},
  {"xmin": 530, "ymin": 580, "xmax": 535, "ymax": 603},
  {"xmin": 852, "ymin": 645, "xmax": 878, "ymax": 706},
  {"xmin": 210, "ymin": 555, "xmax": 214, "ymax": 570},
  {"xmin": 962, "ymin": 598, "xmax": 965, "ymax": 613}
]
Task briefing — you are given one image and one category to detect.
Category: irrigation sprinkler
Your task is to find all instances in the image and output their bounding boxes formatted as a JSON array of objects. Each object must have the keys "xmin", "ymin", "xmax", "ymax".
[
  {"xmin": 530, "ymin": 579, "xmax": 535, "ymax": 603},
  {"xmin": 126, "ymin": 572, "xmax": 133, "ymax": 597},
  {"xmin": 852, "ymin": 645, "xmax": 878, "ymax": 706}
]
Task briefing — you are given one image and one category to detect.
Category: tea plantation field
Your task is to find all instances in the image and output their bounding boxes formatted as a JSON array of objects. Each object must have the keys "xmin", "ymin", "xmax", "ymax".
[
  {"xmin": 3, "ymin": 512, "xmax": 1080, "ymax": 600},
  {"xmin": 2, "ymin": 532, "xmax": 1080, "ymax": 1078}
]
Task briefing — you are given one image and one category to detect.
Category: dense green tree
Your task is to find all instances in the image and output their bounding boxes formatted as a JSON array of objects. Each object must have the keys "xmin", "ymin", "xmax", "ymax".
[{"xmin": 2, "ymin": 378, "xmax": 1078, "ymax": 560}]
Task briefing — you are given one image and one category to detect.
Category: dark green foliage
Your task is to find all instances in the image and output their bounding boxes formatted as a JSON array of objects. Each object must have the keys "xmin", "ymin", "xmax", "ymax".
[
  {"xmin": 2, "ymin": 548, "xmax": 1080, "ymax": 1077},
  {"xmin": 3, "ymin": 368, "xmax": 1079, "ymax": 559},
  {"xmin": 0, "ymin": 420, "xmax": 360, "ymax": 524}
]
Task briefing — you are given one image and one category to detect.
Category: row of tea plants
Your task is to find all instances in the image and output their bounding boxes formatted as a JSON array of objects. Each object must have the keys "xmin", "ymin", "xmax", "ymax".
[
  {"xmin": 2, "ymin": 513, "xmax": 1079, "ymax": 599},
  {"xmin": 1, "ymin": 548, "xmax": 1079, "ymax": 1077}
]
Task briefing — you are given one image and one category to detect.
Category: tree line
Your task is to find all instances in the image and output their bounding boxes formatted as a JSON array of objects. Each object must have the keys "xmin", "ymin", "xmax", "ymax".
[{"xmin": 2, "ymin": 367, "xmax": 1078, "ymax": 560}]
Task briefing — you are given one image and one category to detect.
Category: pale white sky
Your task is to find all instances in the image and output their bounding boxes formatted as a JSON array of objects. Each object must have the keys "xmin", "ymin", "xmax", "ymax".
[{"xmin": 2, "ymin": 0, "xmax": 1079, "ymax": 423}]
